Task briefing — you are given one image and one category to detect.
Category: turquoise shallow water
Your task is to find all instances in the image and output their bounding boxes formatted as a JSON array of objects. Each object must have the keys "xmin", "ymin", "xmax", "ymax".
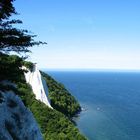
[{"xmin": 45, "ymin": 71, "xmax": 140, "ymax": 140}]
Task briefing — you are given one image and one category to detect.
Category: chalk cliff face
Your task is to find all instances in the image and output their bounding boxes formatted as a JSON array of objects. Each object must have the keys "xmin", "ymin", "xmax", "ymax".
[
  {"xmin": 24, "ymin": 65, "xmax": 52, "ymax": 108},
  {"xmin": 0, "ymin": 91, "xmax": 43, "ymax": 140},
  {"xmin": 0, "ymin": 65, "xmax": 52, "ymax": 140}
]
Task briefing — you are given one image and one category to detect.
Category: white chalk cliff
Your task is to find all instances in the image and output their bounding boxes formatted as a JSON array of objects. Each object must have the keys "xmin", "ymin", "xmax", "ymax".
[{"xmin": 24, "ymin": 65, "xmax": 52, "ymax": 108}]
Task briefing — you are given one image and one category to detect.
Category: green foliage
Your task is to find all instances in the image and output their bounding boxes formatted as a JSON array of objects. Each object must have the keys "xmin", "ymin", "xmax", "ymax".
[
  {"xmin": 0, "ymin": 53, "xmax": 32, "ymax": 82},
  {"xmin": 29, "ymin": 99, "xmax": 86, "ymax": 140},
  {"xmin": 15, "ymin": 80, "xmax": 87, "ymax": 140},
  {"xmin": 22, "ymin": 61, "xmax": 34, "ymax": 71},
  {"xmin": 41, "ymin": 71, "xmax": 81, "ymax": 118},
  {"xmin": 0, "ymin": 54, "xmax": 87, "ymax": 140},
  {"xmin": 0, "ymin": 53, "xmax": 24, "ymax": 82}
]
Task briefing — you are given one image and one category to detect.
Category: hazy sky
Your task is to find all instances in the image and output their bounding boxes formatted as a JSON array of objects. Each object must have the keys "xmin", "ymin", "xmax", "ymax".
[{"xmin": 14, "ymin": 0, "xmax": 140, "ymax": 70}]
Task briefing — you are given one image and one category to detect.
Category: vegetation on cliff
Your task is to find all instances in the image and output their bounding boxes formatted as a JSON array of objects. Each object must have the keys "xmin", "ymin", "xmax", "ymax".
[
  {"xmin": 41, "ymin": 71, "xmax": 81, "ymax": 118},
  {"xmin": 0, "ymin": 54, "xmax": 87, "ymax": 140},
  {"xmin": 16, "ymin": 80, "xmax": 86, "ymax": 140}
]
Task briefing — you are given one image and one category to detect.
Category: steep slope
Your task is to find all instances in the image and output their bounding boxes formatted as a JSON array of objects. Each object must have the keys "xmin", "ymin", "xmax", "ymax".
[
  {"xmin": 41, "ymin": 71, "xmax": 81, "ymax": 117},
  {"xmin": 0, "ymin": 91, "xmax": 43, "ymax": 140},
  {"xmin": 24, "ymin": 65, "xmax": 52, "ymax": 108},
  {"xmin": 0, "ymin": 54, "xmax": 87, "ymax": 140}
]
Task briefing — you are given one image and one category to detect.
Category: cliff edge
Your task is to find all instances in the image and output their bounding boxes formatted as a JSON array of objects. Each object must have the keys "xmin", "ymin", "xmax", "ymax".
[{"xmin": 24, "ymin": 65, "xmax": 52, "ymax": 108}]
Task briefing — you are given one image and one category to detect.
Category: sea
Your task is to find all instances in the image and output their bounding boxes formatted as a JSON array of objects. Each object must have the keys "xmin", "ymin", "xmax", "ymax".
[{"xmin": 44, "ymin": 70, "xmax": 140, "ymax": 140}]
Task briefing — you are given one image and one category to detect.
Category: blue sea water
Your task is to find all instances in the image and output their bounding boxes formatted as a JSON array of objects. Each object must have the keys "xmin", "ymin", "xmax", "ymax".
[{"xmin": 45, "ymin": 71, "xmax": 140, "ymax": 140}]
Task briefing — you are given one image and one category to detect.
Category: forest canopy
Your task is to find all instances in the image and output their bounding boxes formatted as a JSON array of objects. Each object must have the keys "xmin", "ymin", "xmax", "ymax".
[{"xmin": 41, "ymin": 71, "xmax": 81, "ymax": 118}]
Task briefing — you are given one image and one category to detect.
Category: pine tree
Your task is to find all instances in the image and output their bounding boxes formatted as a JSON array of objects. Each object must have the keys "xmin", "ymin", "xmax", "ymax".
[
  {"xmin": 0, "ymin": 0, "xmax": 46, "ymax": 81},
  {"xmin": 0, "ymin": 0, "xmax": 46, "ymax": 54}
]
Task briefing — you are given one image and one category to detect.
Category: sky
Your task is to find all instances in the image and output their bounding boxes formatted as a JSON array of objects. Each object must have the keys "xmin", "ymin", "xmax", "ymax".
[{"xmin": 13, "ymin": 0, "xmax": 140, "ymax": 70}]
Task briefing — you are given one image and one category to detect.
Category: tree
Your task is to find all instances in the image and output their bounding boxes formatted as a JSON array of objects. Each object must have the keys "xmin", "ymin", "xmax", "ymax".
[
  {"xmin": 0, "ymin": 0, "xmax": 46, "ymax": 55},
  {"xmin": 0, "ymin": 0, "xmax": 46, "ymax": 82},
  {"xmin": 0, "ymin": 0, "xmax": 16, "ymax": 20}
]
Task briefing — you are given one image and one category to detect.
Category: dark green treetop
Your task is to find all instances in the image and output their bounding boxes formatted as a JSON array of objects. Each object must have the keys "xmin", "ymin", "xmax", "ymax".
[{"xmin": 0, "ymin": 0, "xmax": 16, "ymax": 20}]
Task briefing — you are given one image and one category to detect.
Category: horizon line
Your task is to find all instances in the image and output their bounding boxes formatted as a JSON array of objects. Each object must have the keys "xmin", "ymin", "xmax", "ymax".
[{"xmin": 40, "ymin": 68, "xmax": 140, "ymax": 72}]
